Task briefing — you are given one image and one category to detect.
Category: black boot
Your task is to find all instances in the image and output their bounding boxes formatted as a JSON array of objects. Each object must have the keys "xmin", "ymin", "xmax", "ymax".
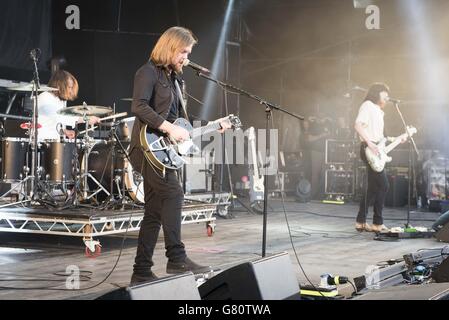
[
  {"xmin": 130, "ymin": 271, "xmax": 158, "ymax": 286},
  {"xmin": 166, "ymin": 257, "xmax": 212, "ymax": 274}
]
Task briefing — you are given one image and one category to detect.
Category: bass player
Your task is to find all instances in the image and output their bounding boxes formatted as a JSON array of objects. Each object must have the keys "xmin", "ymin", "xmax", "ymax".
[{"xmin": 354, "ymin": 83, "xmax": 406, "ymax": 233}]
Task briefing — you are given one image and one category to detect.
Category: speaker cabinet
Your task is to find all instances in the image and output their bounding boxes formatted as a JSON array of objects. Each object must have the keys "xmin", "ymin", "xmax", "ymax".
[
  {"xmin": 385, "ymin": 174, "xmax": 408, "ymax": 207},
  {"xmin": 198, "ymin": 252, "xmax": 300, "ymax": 300},
  {"xmin": 436, "ymin": 223, "xmax": 449, "ymax": 243},
  {"xmin": 353, "ymin": 282, "xmax": 449, "ymax": 300},
  {"xmin": 432, "ymin": 257, "xmax": 449, "ymax": 283},
  {"xmin": 96, "ymin": 272, "xmax": 200, "ymax": 300}
]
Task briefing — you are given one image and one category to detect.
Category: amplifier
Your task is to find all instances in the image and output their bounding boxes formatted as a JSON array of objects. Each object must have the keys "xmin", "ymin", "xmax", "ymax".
[
  {"xmin": 267, "ymin": 171, "xmax": 303, "ymax": 194},
  {"xmin": 325, "ymin": 139, "xmax": 355, "ymax": 164},
  {"xmin": 324, "ymin": 170, "xmax": 354, "ymax": 195}
]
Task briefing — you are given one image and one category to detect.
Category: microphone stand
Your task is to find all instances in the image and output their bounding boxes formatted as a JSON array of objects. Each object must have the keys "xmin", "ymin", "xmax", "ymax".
[
  {"xmin": 30, "ymin": 53, "xmax": 41, "ymax": 200},
  {"xmin": 195, "ymin": 71, "xmax": 304, "ymax": 257},
  {"xmin": 393, "ymin": 101, "xmax": 419, "ymax": 228}
]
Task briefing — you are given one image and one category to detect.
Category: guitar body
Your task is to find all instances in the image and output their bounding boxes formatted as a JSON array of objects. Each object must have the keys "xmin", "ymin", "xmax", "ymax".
[
  {"xmin": 140, "ymin": 115, "xmax": 241, "ymax": 173},
  {"xmin": 364, "ymin": 139, "xmax": 392, "ymax": 172},
  {"xmin": 248, "ymin": 127, "xmax": 264, "ymax": 204},
  {"xmin": 140, "ymin": 118, "xmax": 193, "ymax": 172},
  {"xmin": 364, "ymin": 126, "xmax": 417, "ymax": 172}
]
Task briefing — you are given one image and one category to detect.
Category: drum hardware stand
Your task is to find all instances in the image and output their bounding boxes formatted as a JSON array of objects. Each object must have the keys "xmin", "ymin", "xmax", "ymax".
[
  {"xmin": 0, "ymin": 50, "xmax": 58, "ymax": 209},
  {"xmin": 75, "ymin": 114, "xmax": 111, "ymax": 204},
  {"xmin": 102, "ymin": 121, "xmax": 135, "ymax": 209}
]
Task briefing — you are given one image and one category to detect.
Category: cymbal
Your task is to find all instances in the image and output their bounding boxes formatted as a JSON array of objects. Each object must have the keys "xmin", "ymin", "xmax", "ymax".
[
  {"xmin": 121, "ymin": 98, "xmax": 133, "ymax": 102},
  {"xmin": 8, "ymin": 84, "xmax": 59, "ymax": 92},
  {"xmin": 57, "ymin": 105, "xmax": 113, "ymax": 116}
]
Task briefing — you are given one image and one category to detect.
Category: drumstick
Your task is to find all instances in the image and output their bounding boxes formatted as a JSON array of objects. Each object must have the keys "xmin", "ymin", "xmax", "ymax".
[
  {"xmin": 99, "ymin": 112, "xmax": 128, "ymax": 122},
  {"xmin": 78, "ymin": 112, "xmax": 128, "ymax": 135}
]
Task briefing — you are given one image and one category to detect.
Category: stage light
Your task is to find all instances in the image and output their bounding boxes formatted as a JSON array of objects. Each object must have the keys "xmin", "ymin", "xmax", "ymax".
[{"xmin": 201, "ymin": 0, "xmax": 235, "ymax": 120}]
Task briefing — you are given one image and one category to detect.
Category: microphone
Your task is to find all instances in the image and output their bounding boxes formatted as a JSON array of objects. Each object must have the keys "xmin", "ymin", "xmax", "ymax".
[
  {"xmin": 30, "ymin": 48, "xmax": 41, "ymax": 61},
  {"xmin": 183, "ymin": 59, "xmax": 211, "ymax": 74},
  {"xmin": 386, "ymin": 96, "xmax": 401, "ymax": 104},
  {"xmin": 353, "ymin": 86, "xmax": 367, "ymax": 92}
]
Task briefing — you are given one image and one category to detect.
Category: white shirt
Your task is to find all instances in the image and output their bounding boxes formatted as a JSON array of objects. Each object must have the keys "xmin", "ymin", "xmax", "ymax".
[
  {"xmin": 355, "ymin": 100, "xmax": 385, "ymax": 143},
  {"xmin": 37, "ymin": 92, "xmax": 78, "ymax": 141}
]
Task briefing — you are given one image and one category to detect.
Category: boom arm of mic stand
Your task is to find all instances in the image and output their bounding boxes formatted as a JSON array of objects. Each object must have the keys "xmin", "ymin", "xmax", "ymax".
[
  {"xmin": 394, "ymin": 102, "xmax": 419, "ymax": 157},
  {"xmin": 195, "ymin": 72, "xmax": 304, "ymax": 121}
]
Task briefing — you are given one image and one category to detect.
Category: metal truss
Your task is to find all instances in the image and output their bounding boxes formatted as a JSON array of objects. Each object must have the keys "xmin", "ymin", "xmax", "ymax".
[
  {"xmin": 185, "ymin": 192, "xmax": 232, "ymax": 217},
  {"xmin": 0, "ymin": 202, "xmax": 220, "ymax": 252}
]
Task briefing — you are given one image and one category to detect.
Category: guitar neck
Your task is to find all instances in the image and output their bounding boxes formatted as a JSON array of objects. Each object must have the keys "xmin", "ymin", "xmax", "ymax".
[
  {"xmin": 384, "ymin": 134, "xmax": 406, "ymax": 154},
  {"xmin": 248, "ymin": 129, "xmax": 261, "ymax": 178},
  {"xmin": 191, "ymin": 122, "xmax": 222, "ymax": 137}
]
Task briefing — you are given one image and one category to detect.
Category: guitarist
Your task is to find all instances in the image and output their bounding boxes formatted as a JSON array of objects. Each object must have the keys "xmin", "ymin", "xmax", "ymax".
[
  {"xmin": 128, "ymin": 27, "xmax": 232, "ymax": 286},
  {"xmin": 354, "ymin": 83, "xmax": 393, "ymax": 233}
]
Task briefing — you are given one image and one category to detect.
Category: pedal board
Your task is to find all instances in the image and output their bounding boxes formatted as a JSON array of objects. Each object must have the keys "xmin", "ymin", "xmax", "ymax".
[
  {"xmin": 376, "ymin": 230, "xmax": 435, "ymax": 240},
  {"xmin": 300, "ymin": 285, "xmax": 340, "ymax": 299}
]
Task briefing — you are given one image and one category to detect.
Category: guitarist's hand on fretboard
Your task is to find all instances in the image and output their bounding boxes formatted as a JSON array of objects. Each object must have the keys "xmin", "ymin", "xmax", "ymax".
[{"xmin": 215, "ymin": 116, "xmax": 234, "ymax": 133}]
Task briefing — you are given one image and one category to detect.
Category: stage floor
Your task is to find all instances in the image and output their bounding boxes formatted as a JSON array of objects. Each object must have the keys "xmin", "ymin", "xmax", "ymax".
[{"xmin": 0, "ymin": 199, "xmax": 445, "ymax": 300}]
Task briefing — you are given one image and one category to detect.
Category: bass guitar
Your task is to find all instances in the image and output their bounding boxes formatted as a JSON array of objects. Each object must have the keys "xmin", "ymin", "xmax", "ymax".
[{"xmin": 364, "ymin": 126, "xmax": 417, "ymax": 172}]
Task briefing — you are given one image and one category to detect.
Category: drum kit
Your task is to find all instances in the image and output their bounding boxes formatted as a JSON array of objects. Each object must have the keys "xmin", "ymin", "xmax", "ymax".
[{"xmin": 0, "ymin": 84, "xmax": 144, "ymax": 209}]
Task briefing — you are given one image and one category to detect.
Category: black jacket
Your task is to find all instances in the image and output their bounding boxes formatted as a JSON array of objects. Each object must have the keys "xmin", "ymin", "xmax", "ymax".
[{"xmin": 129, "ymin": 61, "xmax": 193, "ymax": 174}]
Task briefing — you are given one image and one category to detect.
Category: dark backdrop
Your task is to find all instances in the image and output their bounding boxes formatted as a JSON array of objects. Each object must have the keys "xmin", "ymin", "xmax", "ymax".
[
  {"xmin": 1, "ymin": 0, "xmax": 449, "ymax": 154},
  {"xmin": 51, "ymin": 0, "xmax": 229, "ymax": 119},
  {"xmin": 0, "ymin": 0, "xmax": 52, "ymax": 81}
]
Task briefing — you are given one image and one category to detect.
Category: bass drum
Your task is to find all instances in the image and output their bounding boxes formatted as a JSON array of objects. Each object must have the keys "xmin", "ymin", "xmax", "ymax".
[
  {"xmin": 124, "ymin": 159, "xmax": 144, "ymax": 204},
  {"xmin": 82, "ymin": 140, "xmax": 144, "ymax": 203}
]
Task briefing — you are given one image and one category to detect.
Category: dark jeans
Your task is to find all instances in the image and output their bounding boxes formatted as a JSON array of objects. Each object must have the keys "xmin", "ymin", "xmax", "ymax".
[
  {"xmin": 310, "ymin": 150, "xmax": 325, "ymax": 200},
  {"xmin": 357, "ymin": 144, "xmax": 389, "ymax": 225},
  {"xmin": 133, "ymin": 162, "xmax": 186, "ymax": 275}
]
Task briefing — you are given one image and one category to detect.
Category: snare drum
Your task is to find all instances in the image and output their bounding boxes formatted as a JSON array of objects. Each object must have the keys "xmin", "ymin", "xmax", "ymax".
[
  {"xmin": 1, "ymin": 138, "xmax": 29, "ymax": 182},
  {"xmin": 41, "ymin": 139, "xmax": 77, "ymax": 183}
]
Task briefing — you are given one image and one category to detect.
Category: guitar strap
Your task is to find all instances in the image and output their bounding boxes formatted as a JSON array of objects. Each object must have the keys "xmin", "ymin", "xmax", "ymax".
[{"xmin": 174, "ymin": 79, "xmax": 189, "ymax": 123}]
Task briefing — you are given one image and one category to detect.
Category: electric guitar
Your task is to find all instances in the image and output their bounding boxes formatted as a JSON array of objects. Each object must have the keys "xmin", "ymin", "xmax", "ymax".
[
  {"xmin": 140, "ymin": 115, "xmax": 242, "ymax": 173},
  {"xmin": 248, "ymin": 127, "xmax": 264, "ymax": 205},
  {"xmin": 364, "ymin": 126, "xmax": 417, "ymax": 172}
]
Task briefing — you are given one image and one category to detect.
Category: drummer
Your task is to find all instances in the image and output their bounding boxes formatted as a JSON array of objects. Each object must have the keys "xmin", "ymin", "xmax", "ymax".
[{"xmin": 37, "ymin": 70, "xmax": 100, "ymax": 141}]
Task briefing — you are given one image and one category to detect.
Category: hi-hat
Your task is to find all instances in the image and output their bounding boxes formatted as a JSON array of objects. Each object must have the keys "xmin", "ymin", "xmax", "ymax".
[
  {"xmin": 58, "ymin": 105, "xmax": 112, "ymax": 117},
  {"xmin": 8, "ymin": 84, "xmax": 59, "ymax": 92}
]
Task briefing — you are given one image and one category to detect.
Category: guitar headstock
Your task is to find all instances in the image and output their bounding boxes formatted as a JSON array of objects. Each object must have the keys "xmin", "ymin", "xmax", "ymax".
[
  {"xmin": 407, "ymin": 126, "xmax": 417, "ymax": 136},
  {"xmin": 227, "ymin": 114, "xmax": 242, "ymax": 130}
]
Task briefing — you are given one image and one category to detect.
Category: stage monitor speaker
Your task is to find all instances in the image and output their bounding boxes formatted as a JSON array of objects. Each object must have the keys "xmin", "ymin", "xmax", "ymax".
[
  {"xmin": 198, "ymin": 252, "xmax": 300, "ymax": 300},
  {"xmin": 436, "ymin": 223, "xmax": 449, "ymax": 243},
  {"xmin": 353, "ymin": 282, "xmax": 449, "ymax": 300},
  {"xmin": 432, "ymin": 257, "xmax": 449, "ymax": 283},
  {"xmin": 96, "ymin": 272, "xmax": 200, "ymax": 300}
]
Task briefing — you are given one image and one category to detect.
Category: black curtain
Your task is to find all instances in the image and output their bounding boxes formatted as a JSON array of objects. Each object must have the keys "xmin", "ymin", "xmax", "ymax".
[{"xmin": 0, "ymin": 0, "xmax": 52, "ymax": 80}]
